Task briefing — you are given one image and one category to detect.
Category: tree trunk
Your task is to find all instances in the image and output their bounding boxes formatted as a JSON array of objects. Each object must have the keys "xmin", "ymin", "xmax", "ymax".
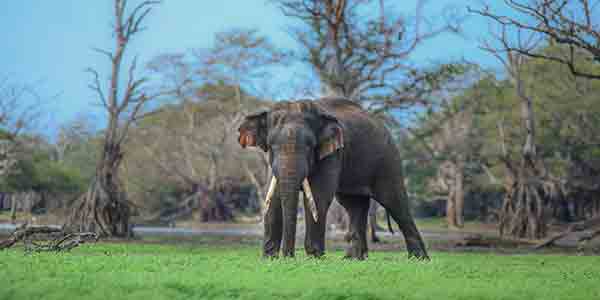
[
  {"xmin": 67, "ymin": 142, "xmax": 131, "ymax": 237},
  {"xmin": 454, "ymin": 159, "xmax": 465, "ymax": 228},
  {"xmin": 10, "ymin": 194, "xmax": 17, "ymax": 224},
  {"xmin": 497, "ymin": 65, "xmax": 548, "ymax": 239},
  {"xmin": 499, "ymin": 174, "xmax": 547, "ymax": 239},
  {"xmin": 446, "ymin": 190, "xmax": 458, "ymax": 229}
]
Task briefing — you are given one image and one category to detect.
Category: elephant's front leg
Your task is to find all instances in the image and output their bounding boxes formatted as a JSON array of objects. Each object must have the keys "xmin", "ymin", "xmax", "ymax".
[
  {"xmin": 303, "ymin": 192, "xmax": 333, "ymax": 258},
  {"xmin": 263, "ymin": 192, "xmax": 282, "ymax": 258},
  {"xmin": 303, "ymin": 156, "xmax": 340, "ymax": 258}
]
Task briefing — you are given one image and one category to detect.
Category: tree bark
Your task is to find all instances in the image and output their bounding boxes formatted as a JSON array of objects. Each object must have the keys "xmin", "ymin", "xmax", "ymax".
[
  {"xmin": 446, "ymin": 189, "xmax": 458, "ymax": 229},
  {"xmin": 10, "ymin": 194, "xmax": 16, "ymax": 224},
  {"xmin": 452, "ymin": 159, "xmax": 465, "ymax": 228},
  {"xmin": 68, "ymin": 142, "xmax": 131, "ymax": 237}
]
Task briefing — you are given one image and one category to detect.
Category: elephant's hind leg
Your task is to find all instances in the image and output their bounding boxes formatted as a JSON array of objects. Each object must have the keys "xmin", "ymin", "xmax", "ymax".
[
  {"xmin": 336, "ymin": 194, "xmax": 370, "ymax": 260},
  {"xmin": 373, "ymin": 169, "xmax": 429, "ymax": 260}
]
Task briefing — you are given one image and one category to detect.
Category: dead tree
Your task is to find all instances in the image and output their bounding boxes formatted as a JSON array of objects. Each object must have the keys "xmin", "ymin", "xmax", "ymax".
[
  {"xmin": 0, "ymin": 78, "xmax": 45, "ymax": 224},
  {"xmin": 68, "ymin": 0, "xmax": 161, "ymax": 237},
  {"xmin": 141, "ymin": 29, "xmax": 283, "ymax": 222},
  {"xmin": 470, "ymin": 0, "xmax": 600, "ymax": 80},
  {"xmin": 272, "ymin": 0, "xmax": 463, "ymax": 104},
  {"xmin": 0, "ymin": 77, "xmax": 42, "ymax": 179},
  {"xmin": 480, "ymin": 24, "xmax": 549, "ymax": 239}
]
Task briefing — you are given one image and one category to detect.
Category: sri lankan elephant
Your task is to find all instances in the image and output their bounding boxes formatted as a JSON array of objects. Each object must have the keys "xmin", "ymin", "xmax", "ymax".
[{"xmin": 238, "ymin": 97, "xmax": 428, "ymax": 260}]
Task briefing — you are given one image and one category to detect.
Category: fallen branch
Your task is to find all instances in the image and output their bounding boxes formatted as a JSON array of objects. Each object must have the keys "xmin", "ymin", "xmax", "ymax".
[
  {"xmin": 454, "ymin": 234, "xmax": 497, "ymax": 248},
  {"xmin": 0, "ymin": 224, "xmax": 98, "ymax": 252},
  {"xmin": 533, "ymin": 217, "xmax": 600, "ymax": 250}
]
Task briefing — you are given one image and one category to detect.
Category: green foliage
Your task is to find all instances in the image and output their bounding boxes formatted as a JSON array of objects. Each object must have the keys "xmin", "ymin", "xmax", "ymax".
[
  {"xmin": 1, "ymin": 243, "xmax": 599, "ymax": 300},
  {"xmin": 60, "ymin": 138, "xmax": 99, "ymax": 183},
  {"xmin": 0, "ymin": 128, "xmax": 13, "ymax": 140},
  {"xmin": 471, "ymin": 46, "xmax": 600, "ymax": 177},
  {"xmin": 404, "ymin": 44, "xmax": 600, "ymax": 203},
  {"xmin": 0, "ymin": 149, "xmax": 87, "ymax": 194}
]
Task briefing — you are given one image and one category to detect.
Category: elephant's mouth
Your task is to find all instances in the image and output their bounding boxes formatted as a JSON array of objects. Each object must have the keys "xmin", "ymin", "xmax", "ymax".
[{"xmin": 264, "ymin": 176, "xmax": 318, "ymax": 222}]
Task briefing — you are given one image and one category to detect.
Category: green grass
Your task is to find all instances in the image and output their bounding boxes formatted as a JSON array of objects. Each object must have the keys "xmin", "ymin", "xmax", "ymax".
[{"xmin": 1, "ymin": 242, "xmax": 599, "ymax": 300}]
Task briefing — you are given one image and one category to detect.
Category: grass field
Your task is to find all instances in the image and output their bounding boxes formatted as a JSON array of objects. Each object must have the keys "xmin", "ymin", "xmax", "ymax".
[{"xmin": 1, "ymin": 239, "xmax": 599, "ymax": 300}]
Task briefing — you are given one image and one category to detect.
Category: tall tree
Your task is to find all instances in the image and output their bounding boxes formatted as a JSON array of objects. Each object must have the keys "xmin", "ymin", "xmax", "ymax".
[
  {"xmin": 406, "ymin": 94, "xmax": 482, "ymax": 229},
  {"xmin": 0, "ymin": 78, "xmax": 45, "ymax": 223},
  {"xmin": 479, "ymin": 23, "xmax": 549, "ymax": 239},
  {"xmin": 68, "ymin": 0, "xmax": 161, "ymax": 237},
  {"xmin": 271, "ymin": 0, "xmax": 463, "ymax": 106},
  {"xmin": 0, "ymin": 78, "xmax": 42, "ymax": 178},
  {"xmin": 135, "ymin": 29, "xmax": 284, "ymax": 221}
]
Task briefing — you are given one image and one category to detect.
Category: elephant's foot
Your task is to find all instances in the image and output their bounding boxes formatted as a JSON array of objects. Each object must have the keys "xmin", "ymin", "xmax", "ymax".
[
  {"xmin": 406, "ymin": 238, "xmax": 430, "ymax": 261},
  {"xmin": 343, "ymin": 250, "xmax": 367, "ymax": 260},
  {"xmin": 263, "ymin": 240, "xmax": 281, "ymax": 259},
  {"xmin": 304, "ymin": 242, "xmax": 325, "ymax": 258},
  {"xmin": 343, "ymin": 243, "xmax": 368, "ymax": 260},
  {"xmin": 306, "ymin": 252, "xmax": 325, "ymax": 259},
  {"xmin": 281, "ymin": 247, "xmax": 296, "ymax": 258}
]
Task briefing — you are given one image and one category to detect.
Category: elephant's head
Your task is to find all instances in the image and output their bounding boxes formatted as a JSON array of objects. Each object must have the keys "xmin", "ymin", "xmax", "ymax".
[{"xmin": 238, "ymin": 100, "xmax": 344, "ymax": 256}]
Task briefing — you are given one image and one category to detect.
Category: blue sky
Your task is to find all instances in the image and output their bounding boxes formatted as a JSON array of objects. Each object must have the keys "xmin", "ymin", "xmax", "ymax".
[{"xmin": 0, "ymin": 1, "xmax": 504, "ymax": 137}]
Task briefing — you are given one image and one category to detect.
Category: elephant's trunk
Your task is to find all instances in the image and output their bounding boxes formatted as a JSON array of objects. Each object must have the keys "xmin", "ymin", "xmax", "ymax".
[
  {"xmin": 279, "ymin": 175, "xmax": 299, "ymax": 257},
  {"xmin": 277, "ymin": 150, "xmax": 304, "ymax": 258}
]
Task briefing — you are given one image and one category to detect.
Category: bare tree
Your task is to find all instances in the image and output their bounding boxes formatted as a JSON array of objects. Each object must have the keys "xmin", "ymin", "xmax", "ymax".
[
  {"xmin": 56, "ymin": 115, "xmax": 96, "ymax": 162},
  {"xmin": 412, "ymin": 106, "xmax": 477, "ymax": 229},
  {"xmin": 68, "ymin": 0, "xmax": 161, "ymax": 237},
  {"xmin": 134, "ymin": 29, "xmax": 283, "ymax": 222},
  {"xmin": 0, "ymin": 78, "xmax": 45, "ymax": 224},
  {"xmin": 0, "ymin": 78, "xmax": 42, "ymax": 178},
  {"xmin": 271, "ymin": 0, "xmax": 464, "ymax": 105},
  {"xmin": 470, "ymin": 0, "xmax": 600, "ymax": 80},
  {"xmin": 479, "ymin": 23, "xmax": 548, "ymax": 239},
  {"xmin": 191, "ymin": 29, "xmax": 284, "ymax": 214}
]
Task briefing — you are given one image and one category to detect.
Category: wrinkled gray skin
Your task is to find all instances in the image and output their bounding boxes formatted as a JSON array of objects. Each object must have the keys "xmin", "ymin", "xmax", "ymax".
[{"xmin": 238, "ymin": 98, "xmax": 428, "ymax": 260}]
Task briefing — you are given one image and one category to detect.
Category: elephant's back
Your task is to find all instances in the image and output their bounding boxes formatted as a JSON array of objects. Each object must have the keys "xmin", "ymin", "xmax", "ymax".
[
  {"xmin": 316, "ymin": 97, "xmax": 365, "ymax": 117},
  {"xmin": 317, "ymin": 97, "xmax": 394, "ymax": 188},
  {"xmin": 317, "ymin": 97, "xmax": 390, "ymax": 143}
]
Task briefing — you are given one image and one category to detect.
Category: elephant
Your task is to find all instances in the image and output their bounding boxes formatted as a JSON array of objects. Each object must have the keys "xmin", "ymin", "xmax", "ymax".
[{"xmin": 238, "ymin": 97, "xmax": 429, "ymax": 260}]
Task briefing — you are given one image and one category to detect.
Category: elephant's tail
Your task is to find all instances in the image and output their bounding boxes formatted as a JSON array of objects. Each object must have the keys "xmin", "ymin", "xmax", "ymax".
[{"xmin": 386, "ymin": 211, "xmax": 395, "ymax": 235}]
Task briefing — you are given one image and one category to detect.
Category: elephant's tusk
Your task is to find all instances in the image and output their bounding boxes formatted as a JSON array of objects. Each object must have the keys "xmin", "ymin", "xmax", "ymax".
[
  {"xmin": 302, "ymin": 178, "xmax": 318, "ymax": 222},
  {"xmin": 263, "ymin": 176, "xmax": 277, "ymax": 215}
]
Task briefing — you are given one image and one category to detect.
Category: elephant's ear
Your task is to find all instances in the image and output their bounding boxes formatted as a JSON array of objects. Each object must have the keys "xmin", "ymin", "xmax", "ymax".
[
  {"xmin": 238, "ymin": 111, "xmax": 268, "ymax": 152},
  {"xmin": 317, "ymin": 109, "xmax": 344, "ymax": 160}
]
